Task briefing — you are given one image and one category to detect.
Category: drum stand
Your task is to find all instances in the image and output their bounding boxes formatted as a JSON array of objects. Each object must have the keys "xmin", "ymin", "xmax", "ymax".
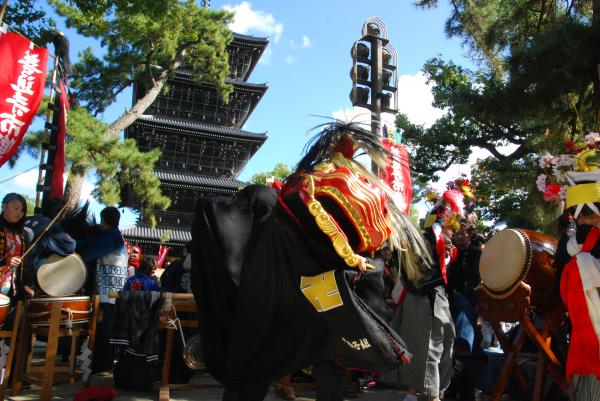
[
  {"xmin": 475, "ymin": 282, "xmax": 567, "ymax": 401},
  {"xmin": 0, "ymin": 301, "xmax": 23, "ymax": 400},
  {"xmin": 157, "ymin": 293, "xmax": 220, "ymax": 401},
  {"xmin": 11, "ymin": 295, "xmax": 100, "ymax": 401},
  {"xmin": 106, "ymin": 291, "xmax": 222, "ymax": 401}
]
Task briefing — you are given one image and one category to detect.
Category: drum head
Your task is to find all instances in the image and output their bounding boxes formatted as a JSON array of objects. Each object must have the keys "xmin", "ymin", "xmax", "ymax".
[
  {"xmin": 37, "ymin": 254, "xmax": 87, "ymax": 297},
  {"xmin": 0, "ymin": 294, "xmax": 10, "ymax": 307},
  {"xmin": 480, "ymin": 229, "xmax": 531, "ymax": 293}
]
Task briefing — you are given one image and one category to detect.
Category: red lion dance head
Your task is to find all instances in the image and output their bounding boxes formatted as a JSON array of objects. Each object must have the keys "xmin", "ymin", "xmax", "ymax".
[{"xmin": 279, "ymin": 121, "xmax": 431, "ymax": 274}]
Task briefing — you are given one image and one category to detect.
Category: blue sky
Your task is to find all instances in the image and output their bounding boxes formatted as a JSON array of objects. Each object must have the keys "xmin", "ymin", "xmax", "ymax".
[{"xmin": 0, "ymin": 0, "xmax": 476, "ymax": 225}]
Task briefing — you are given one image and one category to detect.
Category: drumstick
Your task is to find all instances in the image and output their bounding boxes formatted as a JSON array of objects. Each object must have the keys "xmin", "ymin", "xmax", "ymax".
[{"xmin": 20, "ymin": 202, "xmax": 70, "ymax": 260}]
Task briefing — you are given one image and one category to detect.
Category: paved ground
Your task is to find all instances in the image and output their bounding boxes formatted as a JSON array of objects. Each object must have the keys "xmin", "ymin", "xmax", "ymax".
[{"xmin": 5, "ymin": 372, "xmax": 411, "ymax": 401}]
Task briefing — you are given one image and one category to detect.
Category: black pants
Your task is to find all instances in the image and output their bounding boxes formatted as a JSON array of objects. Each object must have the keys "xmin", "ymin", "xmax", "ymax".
[{"xmin": 92, "ymin": 303, "xmax": 115, "ymax": 372}]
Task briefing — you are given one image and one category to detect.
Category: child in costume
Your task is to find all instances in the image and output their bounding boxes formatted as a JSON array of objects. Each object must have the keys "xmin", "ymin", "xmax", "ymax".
[
  {"xmin": 124, "ymin": 256, "xmax": 160, "ymax": 292},
  {"xmin": 0, "ymin": 193, "xmax": 30, "ymax": 303}
]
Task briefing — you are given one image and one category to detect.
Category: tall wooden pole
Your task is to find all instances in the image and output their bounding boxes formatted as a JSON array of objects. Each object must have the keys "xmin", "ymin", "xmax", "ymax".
[
  {"xmin": 0, "ymin": 0, "xmax": 9, "ymax": 25},
  {"xmin": 370, "ymin": 35, "xmax": 383, "ymax": 175},
  {"xmin": 34, "ymin": 56, "xmax": 60, "ymax": 214}
]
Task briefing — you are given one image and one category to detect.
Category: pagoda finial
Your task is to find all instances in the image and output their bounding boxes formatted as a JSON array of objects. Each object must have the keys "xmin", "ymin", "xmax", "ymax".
[{"xmin": 201, "ymin": 0, "xmax": 210, "ymax": 8}]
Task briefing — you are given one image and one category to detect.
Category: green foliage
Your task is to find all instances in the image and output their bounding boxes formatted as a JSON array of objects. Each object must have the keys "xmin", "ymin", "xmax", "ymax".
[
  {"xmin": 23, "ymin": 194, "xmax": 36, "ymax": 217},
  {"xmin": 403, "ymin": 0, "xmax": 600, "ymax": 229},
  {"xmin": 251, "ymin": 163, "xmax": 292, "ymax": 185},
  {"xmin": 414, "ymin": 1, "xmax": 596, "ymax": 72},
  {"xmin": 20, "ymin": 102, "xmax": 170, "ymax": 224},
  {"xmin": 159, "ymin": 229, "xmax": 172, "ymax": 244},
  {"xmin": 4, "ymin": 0, "xmax": 57, "ymax": 45},
  {"xmin": 471, "ymin": 156, "xmax": 558, "ymax": 232},
  {"xmin": 8, "ymin": 1, "xmax": 235, "ymax": 223},
  {"xmin": 48, "ymin": 0, "xmax": 234, "ymax": 114},
  {"xmin": 65, "ymin": 105, "xmax": 171, "ymax": 221}
]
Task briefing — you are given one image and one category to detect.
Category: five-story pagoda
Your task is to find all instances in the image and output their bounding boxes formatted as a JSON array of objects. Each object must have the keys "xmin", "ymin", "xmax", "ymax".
[{"xmin": 121, "ymin": 32, "xmax": 269, "ymax": 256}]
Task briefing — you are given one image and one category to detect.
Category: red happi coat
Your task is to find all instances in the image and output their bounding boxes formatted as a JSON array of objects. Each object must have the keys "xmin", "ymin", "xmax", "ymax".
[{"xmin": 560, "ymin": 226, "xmax": 600, "ymax": 379}]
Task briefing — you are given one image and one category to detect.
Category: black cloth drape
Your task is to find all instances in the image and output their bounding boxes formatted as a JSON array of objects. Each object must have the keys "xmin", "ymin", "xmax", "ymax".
[{"xmin": 191, "ymin": 185, "xmax": 409, "ymax": 392}]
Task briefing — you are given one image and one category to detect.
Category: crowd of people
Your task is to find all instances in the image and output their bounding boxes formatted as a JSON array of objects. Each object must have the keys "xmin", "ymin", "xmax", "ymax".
[
  {"xmin": 0, "ymin": 196, "xmax": 193, "ymax": 380},
  {"xmin": 1, "ymin": 125, "xmax": 600, "ymax": 401},
  {"xmin": 268, "ymin": 163, "xmax": 599, "ymax": 401}
]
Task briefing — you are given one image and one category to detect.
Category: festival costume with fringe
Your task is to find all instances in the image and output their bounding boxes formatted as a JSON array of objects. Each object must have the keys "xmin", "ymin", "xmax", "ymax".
[{"xmin": 190, "ymin": 122, "xmax": 421, "ymax": 400}]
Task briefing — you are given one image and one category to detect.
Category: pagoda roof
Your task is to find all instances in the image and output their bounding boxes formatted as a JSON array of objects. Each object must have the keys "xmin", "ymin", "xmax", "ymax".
[
  {"xmin": 232, "ymin": 32, "xmax": 269, "ymax": 45},
  {"xmin": 122, "ymin": 225, "xmax": 191, "ymax": 244},
  {"xmin": 135, "ymin": 114, "xmax": 267, "ymax": 143},
  {"xmin": 155, "ymin": 170, "xmax": 245, "ymax": 191},
  {"xmin": 231, "ymin": 33, "xmax": 268, "ymax": 80},
  {"xmin": 174, "ymin": 70, "xmax": 268, "ymax": 92},
  {"xmin": 226, "ymin": 78, "xmax": 268, "ymax": 91}
]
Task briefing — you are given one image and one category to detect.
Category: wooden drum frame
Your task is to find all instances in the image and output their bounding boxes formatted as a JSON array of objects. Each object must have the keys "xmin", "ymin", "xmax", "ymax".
[{"xmin": 27, "ymin": 296, "xmax": 91, "ymax": 328}]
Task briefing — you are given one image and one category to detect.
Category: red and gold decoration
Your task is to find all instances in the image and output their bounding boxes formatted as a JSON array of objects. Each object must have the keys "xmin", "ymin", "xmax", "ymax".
[
  {"xmin": 0, "ymin": 32, "xmax": 49, "ymax": 167},
  {"xmin": 537, "ymin": 132, "xmax": 600, "ymax": 216},
  {"xmin": 380, "ymin": 138, "xmax": 412, "ymax": 214},
  {"xmin": 423, "ymin": 174, "xmax": 476, "ymax": 230},
  {"xmin": 280, "ymin": 123, "xmax": 392, "ymax": 268},
  {"xmin": 156, "ymin": 245, "xmax": 170, "ymax": 270},
  {"xmin": 279, "ymin": 121, "xmax": 423, "ymax": 273},
  {"xmin": 125, "ymin": 241, "xmax": 142, "ymax": 270}
]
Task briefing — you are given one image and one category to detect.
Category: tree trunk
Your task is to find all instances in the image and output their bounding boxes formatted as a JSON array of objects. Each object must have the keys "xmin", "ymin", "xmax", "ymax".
[
  {"xmin": 63, "ymin": 167, "xmax": 87, "ymax": 210},
  {"xmin": 104, "ymin": 61, "xmax": 182, "ymax": 138},
  {"xmin": 66, "ymin": 58, "xmax": 184, "ymax": 209}
]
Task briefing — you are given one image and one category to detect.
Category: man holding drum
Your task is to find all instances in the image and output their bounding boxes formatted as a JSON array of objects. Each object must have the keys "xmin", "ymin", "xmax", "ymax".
[{"xmin": 77, "ymin": 206, "xmax": 128, "ymax": 373}]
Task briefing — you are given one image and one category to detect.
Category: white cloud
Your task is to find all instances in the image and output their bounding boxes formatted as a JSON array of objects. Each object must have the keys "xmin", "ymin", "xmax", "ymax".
[
  {"xmin": 285, "ymin": 55, "xmax": 295, "ymax": 64},
  {"xmin": 301, "ymin": 35, "xmax": 311, "ymax": 48},
  {"xmin": 223, "ymin": 2, "xmax": 283, "ymax": 43},
  {"xmin": 333, "ymin": 72, "xmax": 443, "ymax": 130},
  {"xmin": 397, "ymin": 72, "xmax": 444, "ymax": 128}
]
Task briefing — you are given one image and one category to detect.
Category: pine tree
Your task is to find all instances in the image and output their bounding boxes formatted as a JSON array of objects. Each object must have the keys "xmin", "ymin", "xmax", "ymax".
[
  {"xmin": 403, "ymin": 0, "xmax": 600, "ymax": 229},
  {"xmin": 7, "ymin": 1, "xmax": 234, "ymax": 224}
]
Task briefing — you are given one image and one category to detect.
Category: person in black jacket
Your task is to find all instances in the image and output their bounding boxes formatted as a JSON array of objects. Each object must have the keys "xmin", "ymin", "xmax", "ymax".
[{"xmin": 160, "ymin": 242, "xmax": 190, "ymax": 293}]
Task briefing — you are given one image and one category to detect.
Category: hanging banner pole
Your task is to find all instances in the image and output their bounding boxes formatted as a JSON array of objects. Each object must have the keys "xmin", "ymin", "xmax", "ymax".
[
  {"xmin": 0, "ymin": 0, "xmax": 8, "ymax": 25},
  {"xmin": 34, "ymin": 56, "xmax": 60, "ymax": 214}
]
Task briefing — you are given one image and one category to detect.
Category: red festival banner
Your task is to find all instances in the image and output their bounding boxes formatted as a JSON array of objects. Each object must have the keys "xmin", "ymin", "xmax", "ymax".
[
  {"xmin": 156, "ymin": 245, "xmax": 170, "ymax": 270},
  {"xmin": 381, "ymin": 139, "xmax": 412, "ymax": 213},
  {"xmin": 0, "ymin": 32, "xmax": 48, "ymax": 167},
  {"xmin": 50, "ymin": 81, "xmax": 68, "ymax": 199}
]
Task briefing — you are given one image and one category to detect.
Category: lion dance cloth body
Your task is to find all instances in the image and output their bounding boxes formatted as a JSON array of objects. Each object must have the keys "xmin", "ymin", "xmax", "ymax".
[{"xmin": 191, "ymin": 122, "xmax": 431, "ymax": 400}]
